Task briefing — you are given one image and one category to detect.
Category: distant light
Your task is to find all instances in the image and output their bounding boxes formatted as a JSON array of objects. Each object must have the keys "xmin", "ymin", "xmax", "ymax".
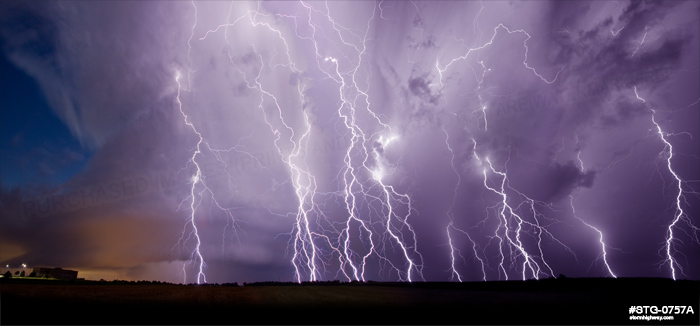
[{"xmin": 22, "ymin": 263, "xmax": 27, "ymax": 268}]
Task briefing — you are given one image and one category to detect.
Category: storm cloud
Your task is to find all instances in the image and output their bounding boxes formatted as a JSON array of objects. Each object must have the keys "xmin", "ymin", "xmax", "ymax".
[{"xmin": 1, "ymin": 1, "xmax": 698, "ymax": 284}]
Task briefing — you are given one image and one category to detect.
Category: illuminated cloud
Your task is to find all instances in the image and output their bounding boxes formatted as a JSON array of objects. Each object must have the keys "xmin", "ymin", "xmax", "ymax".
[{"xmin": 0, "ymin": 1, "xmax": 698, "ymax": 283}]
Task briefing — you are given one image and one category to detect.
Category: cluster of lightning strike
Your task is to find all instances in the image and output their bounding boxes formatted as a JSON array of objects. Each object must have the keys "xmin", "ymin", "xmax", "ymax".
[
  {"xmin": 634, "ymin": 87, "xmax": 700, "ymax": 280},
  {"xmin": 436, "ymin": 12, "xmax": 576, "ymax": 281},
  {"xmin": 170, "ymin": 1, "xmax": 697, "ymax": 284},
  {"xmin": 437, "ymin": 14, "xmax": 696, "ymax": 281},
  {"xmin": 472, "ymin": 141, "xmax": 578, "ymax": 281},
  {"xmin": 287, "ymin": 1, "xmax": 424, "ymax": 282},
  {"xmin": 446, "ymin": 132, "xmax": 578, "ymax": 282},
  {"xmin": 174, "ymin": 0, "xmax": 424, "ymax": 283}
]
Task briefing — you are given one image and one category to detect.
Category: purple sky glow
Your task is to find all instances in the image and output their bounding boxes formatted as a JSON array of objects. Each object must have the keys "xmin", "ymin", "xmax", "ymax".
[{"xmin": 1, "ymin": 1, "xmax": 699, "ymax": 284}]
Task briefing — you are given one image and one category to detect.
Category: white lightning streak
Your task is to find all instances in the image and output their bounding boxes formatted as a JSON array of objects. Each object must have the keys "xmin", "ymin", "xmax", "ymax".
[
  {"xmin": 631, "ymin": 27, "xmax": 648, "ymax": 58},
  {"xmin": 175, "ymin": 72, "xmax": 207, "ymax": 284},
  {"xmin": 569, "ymin": 195, "xmax": 617, "ymax": 278},
  {"xmin": 443, "ymin": 126, "xmax": 486, "ymax": 282},
  {"xmin": 634, "ymin": 86, "xmax": 698, "ymax": 280},
  {"xmin": 437, "ymin": 23, "xmax": 563, "ymax": 89}
]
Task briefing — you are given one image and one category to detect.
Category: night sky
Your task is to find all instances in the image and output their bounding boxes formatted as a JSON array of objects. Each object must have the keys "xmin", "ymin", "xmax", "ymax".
[{"xmin": 1, "ymin": 1, "xmax": 698, "ymax": 284}]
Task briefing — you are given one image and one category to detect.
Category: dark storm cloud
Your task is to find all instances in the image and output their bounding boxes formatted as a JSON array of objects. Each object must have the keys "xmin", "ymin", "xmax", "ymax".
[
  {"xmin": 0, "ymin": 1, "xmax": 188, "ymax": 150},
  {"xmin": 1, "ymin": 1, "xmax": 698, "ymax": 283},
  {"xmin": 0, "ymin": 1, "xmax": 199, "ymax": 281},
  {"xmin": 509, "ymin": 160, "xmax": 596, "ymax": 203}
]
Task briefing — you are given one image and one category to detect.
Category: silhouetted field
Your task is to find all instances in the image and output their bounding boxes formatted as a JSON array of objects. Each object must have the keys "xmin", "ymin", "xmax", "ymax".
[{"xmin": 1, "ymin": 278, "xmax": 698, "ymax": 324}]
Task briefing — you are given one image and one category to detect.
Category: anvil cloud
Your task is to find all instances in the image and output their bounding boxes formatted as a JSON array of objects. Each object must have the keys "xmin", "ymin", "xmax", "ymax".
[{"xmin": 0, "ymin": 1, "xmax": 698, "ymax": 284}]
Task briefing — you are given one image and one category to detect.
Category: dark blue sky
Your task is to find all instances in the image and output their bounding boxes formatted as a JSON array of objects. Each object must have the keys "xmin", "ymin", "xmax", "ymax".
[{"xmin": 1, "ymin": 52, "xmax": 91, "ymax": 191}]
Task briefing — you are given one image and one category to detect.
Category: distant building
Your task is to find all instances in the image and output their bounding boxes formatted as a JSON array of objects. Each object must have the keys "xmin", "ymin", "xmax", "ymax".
[{"xmin": 32, "ymin": 267, "xmax": 78, "ymax": 280}]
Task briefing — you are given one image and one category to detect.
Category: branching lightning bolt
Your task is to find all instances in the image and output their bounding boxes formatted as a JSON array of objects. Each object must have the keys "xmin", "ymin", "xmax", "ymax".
[
  {"xmin": 568, "ymin": 194, "xmax": 617, "ymax": 278},
  {"xmin": 634, "ymin": 87, "xmax": 699, "ymax": 280},
  {"xmin": 569, "ymin": 139, "xmax": 617, "ymax": 278},
  {"xmin": 437, "ymin": 23, "xmax": 564, "ymax": 89},
  {"xmin": 174, "ymin": 72, "xmax": 207, "ymax": 284},
  {"xmin": 443, "ymin": 126, "xmax": 486, "ymax": 282}
]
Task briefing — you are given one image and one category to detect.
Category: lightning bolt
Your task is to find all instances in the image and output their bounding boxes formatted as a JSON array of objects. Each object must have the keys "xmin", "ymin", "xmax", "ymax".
[
  {"xmin": 443, "ymin": 125, "xmax": 464, "ymax": 282},
  {"xmin": 174, "ymin": 72, "xmax": 207, "ymax": 284},
  {"xmin": 174, "ymin": 63, "xmax": 244, "ymax": 284},
  {"xmin": 171, "ymin": 1, "xmax": 263, "ymax": 285},
  {"xmin": 630, "ymin": 27, "xmax": 648, "ymax": 58},
  {"xmin": 443, "ymin": 126, "xmax": 486, "ymax": 282},
  {"xmin": 634, "ymin": 86, "xmax": 699, "ymax": 280},
  {"xmin": 611, "ymin": 26, "xmax": 625, "ymax": 36},
  {"xmin": 437, "ymin": 23, "xmax": 564, "ymax": 89},
  {"xmin": 569, "ymin": 195, "xmax": 617, "ymax": 278},
  {"xmin": 569, "ymin": 137, "xmax": 617, "ymax": 278},
  {"xmin": 574, "ymin": 135, "xmax": 585, "ymax": 171}
]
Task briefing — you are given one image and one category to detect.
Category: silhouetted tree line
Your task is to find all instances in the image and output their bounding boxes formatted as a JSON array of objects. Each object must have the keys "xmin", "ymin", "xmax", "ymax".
[
  {"xmin": 1, "ymin": 271, "xmax": 36, "ymax": 278},
  {"xmin": 91, "ymin": 280, "xmax": 242, "ymax": 286},
  {"xmin": 1, "ymin": 273, "xmax": 384, "ymax": 286},
  {"xmin": 104, "ymin": 279, "xmax": 179, "ymax": 285},
  {"xmin": 182, "ymin": 282, "xmax": 240, "ymax": 287},
  {"xmin": 242, "ymin": 280, "xmax": 359, "ymax": 286}
]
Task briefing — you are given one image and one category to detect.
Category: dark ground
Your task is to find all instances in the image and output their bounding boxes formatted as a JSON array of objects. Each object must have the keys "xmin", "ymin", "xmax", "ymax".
[{"xmin": 0, "ymin": 277, "xmax": 698, "ymax": 325}]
